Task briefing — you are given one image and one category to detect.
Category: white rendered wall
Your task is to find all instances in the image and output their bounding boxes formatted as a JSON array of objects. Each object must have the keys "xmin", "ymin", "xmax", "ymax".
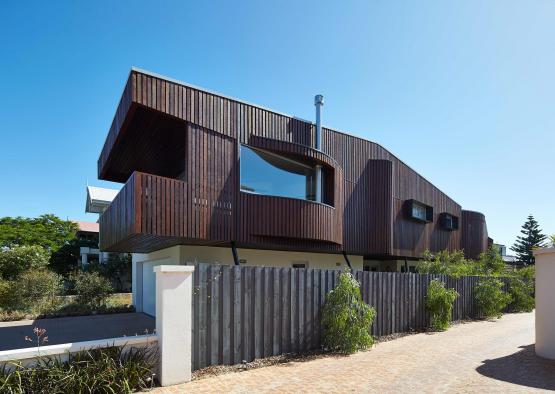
[
  {"xmin": 176, "ymin": 245, "xmax": 363, "ymax": 270},
  {"xmin": 132, "ymin": 245, "xmax": 363, "ymax": 313},
  {"xmin": 154, "ymin": 265, "xmax": 194, "ymax": 385},
  {"xmin": 132, "ymin": 246, "xmax": 182, "ymax": 312},
  {"xmin": 534, "ymin": 248, "xmax": 555, "ymax": 359}
]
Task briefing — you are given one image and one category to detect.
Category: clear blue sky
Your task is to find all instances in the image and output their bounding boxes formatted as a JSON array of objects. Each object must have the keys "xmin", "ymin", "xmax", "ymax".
[{"xmin": 1, "ymin": 1, "xmax": 553, "ymax": 249}]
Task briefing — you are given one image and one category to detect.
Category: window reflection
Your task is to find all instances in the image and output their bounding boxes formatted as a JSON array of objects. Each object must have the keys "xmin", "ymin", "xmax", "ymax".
[{"xmin": 240, "ymin": 145, "xmax": 318, "ymax": 201}]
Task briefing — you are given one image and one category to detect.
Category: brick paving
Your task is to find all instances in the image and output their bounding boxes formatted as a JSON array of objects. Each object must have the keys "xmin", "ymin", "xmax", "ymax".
[{"xmin": 156, "ymin": 312, "xmax": 555, "ymax": 393}]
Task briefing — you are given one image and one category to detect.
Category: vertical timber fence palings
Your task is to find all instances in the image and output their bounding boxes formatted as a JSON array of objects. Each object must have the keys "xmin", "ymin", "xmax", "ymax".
[{"xmin": 191, "ymin": 263, "xmax": 509, "ymax": 370}]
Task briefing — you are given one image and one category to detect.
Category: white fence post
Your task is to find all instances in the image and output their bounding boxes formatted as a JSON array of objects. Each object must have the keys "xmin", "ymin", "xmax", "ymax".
[
  {"xmin": 534, "ymin": 247, "xmax": 555, "ymax": 359},
  {"xmin": 154, "ymin": 265, "xmax": 195, "ymax": 386}
]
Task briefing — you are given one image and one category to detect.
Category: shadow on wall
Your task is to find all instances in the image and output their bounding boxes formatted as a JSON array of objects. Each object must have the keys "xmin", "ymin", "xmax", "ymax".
[{"xmin": 476, "ymin": 344, "xmax": 555, "ymax": 390}]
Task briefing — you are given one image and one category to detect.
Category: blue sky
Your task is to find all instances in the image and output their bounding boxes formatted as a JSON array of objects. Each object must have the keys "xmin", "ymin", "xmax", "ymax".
[{"xmin": 0, "ymin": 1, "xmax": 553, "ymax": 248}]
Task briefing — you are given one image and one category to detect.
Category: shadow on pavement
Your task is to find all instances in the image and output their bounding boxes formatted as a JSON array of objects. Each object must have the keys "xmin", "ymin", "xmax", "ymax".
[{"xmin": 476, "ymin": 344, "xmax": 555, "ymax": 390}]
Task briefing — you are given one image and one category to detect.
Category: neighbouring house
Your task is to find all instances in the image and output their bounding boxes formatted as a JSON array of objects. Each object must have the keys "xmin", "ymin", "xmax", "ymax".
[
  {"xmin": 96, "ymin": 68, "xmax": 491, "ymax": 315},
  {"xmin": 74, "ymin": 221, "xmax": 105, "ymax": 266},
  {"xmin": 78, "ymin": 185, "xmax": 120, "ymax": 267},
  {"xmin": 85, "ymin": 185, "xmax": 119, "ymax": 214},
  {"xmin": 493, "ymin": 243, "xmax": 519, "ymax": 267}
]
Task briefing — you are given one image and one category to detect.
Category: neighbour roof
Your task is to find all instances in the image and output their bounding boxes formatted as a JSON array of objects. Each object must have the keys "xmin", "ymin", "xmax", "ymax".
[
  {"xmin": 85, "ymin": 186, "xmax": 119, "ymax": 214},
  {"xmin": 74, "ymin": 221, "xmax": 99, "ymax": 233}
]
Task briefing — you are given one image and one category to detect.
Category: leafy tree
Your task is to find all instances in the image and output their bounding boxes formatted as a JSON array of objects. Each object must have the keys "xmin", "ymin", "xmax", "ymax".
[
  {"xmin": 0, "ymin": 214, "xmax": 78, "ymax": 251},
  {"xmin": 0, "ymin": 245, "xmax": 50, "ymax": 279},
  {"xmin": 425, "ymin": 279, "xmax": 459, "ymax": 331},
  {"xmin": 0, "ymin": 215, "xmax": 79, "ymax": 275},
  {"xmin": 321, "ymin": 271, "xmax": 376, "ymax": 353},
  {"xmin": 511, "ymin": 215, "xmax": 547, "ymax": 265}
]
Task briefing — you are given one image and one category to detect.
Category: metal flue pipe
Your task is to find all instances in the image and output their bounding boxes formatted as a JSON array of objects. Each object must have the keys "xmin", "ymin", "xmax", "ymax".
[{"xmin": 314, "ymin": 95, "xmax": 324, "ymax": 203}]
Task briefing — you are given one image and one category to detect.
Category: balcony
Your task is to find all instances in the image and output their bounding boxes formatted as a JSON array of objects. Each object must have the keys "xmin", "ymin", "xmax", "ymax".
[{"xmin": 99, "ymin": 172, "xmax": 233, "ymax": 252}]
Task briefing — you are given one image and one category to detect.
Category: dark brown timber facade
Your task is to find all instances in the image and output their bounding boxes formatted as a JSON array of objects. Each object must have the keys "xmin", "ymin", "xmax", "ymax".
[{"xmin": 98, "ymin": 68, "xmax": 489, "ymax": 261}]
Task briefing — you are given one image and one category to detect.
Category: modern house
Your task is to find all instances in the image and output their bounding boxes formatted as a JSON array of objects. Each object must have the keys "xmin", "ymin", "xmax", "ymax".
[{"xmin": 97, "ymin": 68, "xmax": 490, "ymax": 315}]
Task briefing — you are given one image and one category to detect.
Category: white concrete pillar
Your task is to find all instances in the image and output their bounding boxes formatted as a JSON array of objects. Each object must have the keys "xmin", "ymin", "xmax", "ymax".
[
  {"xmin": 534, "ymin": 247, "xmax": 555, "ymax": 359},
  {"xmin": 154, "ymin": 265, "xmax": 195, "ymax": 386}
]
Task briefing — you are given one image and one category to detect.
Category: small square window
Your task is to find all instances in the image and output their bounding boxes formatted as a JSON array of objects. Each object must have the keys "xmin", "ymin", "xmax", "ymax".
[
  {"xmin": 412, "ymin": 204, "xmax": 426, "ymax": 221},
  {"xmin": 292, "ymin": 261, "xmax": 308, "ymax": 269},
  {"xmin": 441, "ymin": 213, "xmax": 459, "ymax": 230},
  {"xmin": 407, "ymin": 200, "xmax": 433, "ymax": 223}
]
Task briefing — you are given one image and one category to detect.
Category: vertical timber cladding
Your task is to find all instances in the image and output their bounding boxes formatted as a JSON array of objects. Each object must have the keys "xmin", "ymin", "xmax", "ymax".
[
  {"xmin": 186, "ymin": 123, "xmax": 235, "ymax": 242},
  {"xmin": 98, "ymin": 70, "xmax": 470, "ymax": 255},
  {"xmin": 343, "ymin": 159, "xmax": 393, "ymax": 255},
  {"xmin": 461, "ymin": 210, "xmax": 488, "ymax": 260}
]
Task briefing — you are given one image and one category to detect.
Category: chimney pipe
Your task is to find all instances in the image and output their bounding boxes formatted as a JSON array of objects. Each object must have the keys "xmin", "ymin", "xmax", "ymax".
[
  {"xmin": 314, "ymin": 94, "xmax": 324, "ymax": 150},
  {"xmin": 314, "ymin": 95, "xmax": 324, "ymax": 202}
]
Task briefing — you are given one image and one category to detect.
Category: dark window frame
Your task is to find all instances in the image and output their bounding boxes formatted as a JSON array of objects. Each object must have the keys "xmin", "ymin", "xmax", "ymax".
[
  {"xmin": 440, "ymin": 213, "xmax": 459, "ymax": 231},
  {"xmin": 407, "ymin": 199, "xmax": 433, "ymax": 223}
]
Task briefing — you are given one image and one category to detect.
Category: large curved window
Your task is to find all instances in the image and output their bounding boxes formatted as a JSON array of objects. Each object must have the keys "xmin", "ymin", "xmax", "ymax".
[{"xmin": 240, "ymin": 145, "xmax": 320, "ymax": 201}]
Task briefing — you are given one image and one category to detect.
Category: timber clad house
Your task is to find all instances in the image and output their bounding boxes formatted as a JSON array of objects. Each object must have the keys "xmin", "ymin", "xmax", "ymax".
[{"xmin": 98, "ymin": 68, "xmax": 489, "ymax": 313}]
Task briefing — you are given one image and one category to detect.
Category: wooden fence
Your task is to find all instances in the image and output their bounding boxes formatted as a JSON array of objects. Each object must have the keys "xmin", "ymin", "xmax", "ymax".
[{"xmin": 191, "ymin": 264, "xmax": 506, "ymax": 370}]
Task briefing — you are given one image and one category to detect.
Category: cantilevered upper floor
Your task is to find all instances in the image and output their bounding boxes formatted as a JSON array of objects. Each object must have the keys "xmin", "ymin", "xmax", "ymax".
[{"xmin": 98, "ymin": 68, "xmax": 489, "ymax": 259}]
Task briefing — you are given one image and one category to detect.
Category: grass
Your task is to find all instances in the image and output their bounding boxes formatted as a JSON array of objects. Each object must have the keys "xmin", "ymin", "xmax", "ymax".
[{"xmin": 0, "ymin": 293, "xmax": 134, "ymax": 322}]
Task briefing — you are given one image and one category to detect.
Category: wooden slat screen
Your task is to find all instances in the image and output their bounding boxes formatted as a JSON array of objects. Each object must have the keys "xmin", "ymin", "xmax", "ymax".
[{"xmin": 192, "ymin": 263, "xmax": 509, "ymax": 370}]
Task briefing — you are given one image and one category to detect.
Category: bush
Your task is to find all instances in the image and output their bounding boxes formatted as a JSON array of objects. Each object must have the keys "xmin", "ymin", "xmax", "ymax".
[
  {"xmin": 425, "ymin": 279, "xmax": 459, "ymax": 331},
  {"xmin": 0, "ymin": 278, "xmax": 11, "ymax": 310},
  {"xmin": 0, "ymin": 345, "xmax": 157, "ymax": 393},
  {"xmin": 7, "ymin": 270, "xmax": 63, "ymax": 313},
  {"xmin": 418, "ymin": 250, "xmax": 476, "ymax": 278},
  {"xmin": 474, "ymin": 278, "xmax": 511, "ymax": 319},
  {"xmin": 0, "ymin": 245, "xmax": 50, "ymax": 280},
  {"xmin": 72, "ymin": 271, "xmax": 113, "ymax": 309},
  {"xmin": 88, "ymin": 253, "xmax": 132, "ymax": 292},
  {"xmin": 508, "ymin": 277, "xmax": 534, "ymax": 313},
  {"xmin": 476, "ymin": 247, "xmax": 506, "ymax": 277},
  {"xmin": 321, "ymin": 271, "xmax": 376, "ymax": 353}
]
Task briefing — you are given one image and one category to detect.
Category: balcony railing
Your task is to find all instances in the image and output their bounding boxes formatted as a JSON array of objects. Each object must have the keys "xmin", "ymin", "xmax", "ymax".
[{"xmin": 100, "ymin": 171, "xmax": 233, "ymax": 252}]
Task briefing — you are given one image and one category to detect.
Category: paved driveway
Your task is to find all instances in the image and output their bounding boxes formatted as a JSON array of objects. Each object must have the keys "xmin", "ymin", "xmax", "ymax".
[
  {"xmin": 0, "ymin": 313, "xmax": 155, "ymax": 351},
  {"xmin": 158, "ymin": 311, "xmax": 555, "ymax": 393}
]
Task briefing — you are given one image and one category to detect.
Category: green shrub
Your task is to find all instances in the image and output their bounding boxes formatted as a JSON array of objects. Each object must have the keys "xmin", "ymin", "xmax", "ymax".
[
  {"xmin": 88, "ymin": 253, "xmax": 132, "ymax": 292},
  {"xmin": 418, "ymin": 250, "xmax": 476, "ymax": 278},
  {"xmin": 72, "ymin": 271, "xmax": 113, "ymax": 309},
  {"xmin": 425, "ymin": 279, "xmax": 459, "ymax": 331},
  {"xmin": 8, "ymin": 270, "xmax": 63, "ymax": 313},
  {"xmin": 0, "ymin": 278, "xmax": 11, "ymax": 310},
  {"xmin": 0, "ymin": 245, "xmax": 50, "ymax": 280},
  {"xmin": 515, "ymin": 265, "xmax": 535, "ymax": 284},
  {"xmin": 474, "ymin": 278, "xmax": 511, "ymax": 319},
  {"xmin": 321, "ymin": 271, "xmax": 376, "ymax": 353},
  {"xmin": 508, "ymin": 277, "xmax": 534, "ymax": 312},
  {"xmin": 476, "ymin": 247, "xmax": 506, "ymax": 277},
  {"xmin": 0, "ymin": 345, "xmax": 157, "ymax": 393}
]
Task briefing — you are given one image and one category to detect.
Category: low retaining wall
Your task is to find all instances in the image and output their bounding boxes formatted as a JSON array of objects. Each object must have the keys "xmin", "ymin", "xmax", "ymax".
[{"xmin": 0, "ymin": 334, "xmax": 156, "ymax": 370}]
